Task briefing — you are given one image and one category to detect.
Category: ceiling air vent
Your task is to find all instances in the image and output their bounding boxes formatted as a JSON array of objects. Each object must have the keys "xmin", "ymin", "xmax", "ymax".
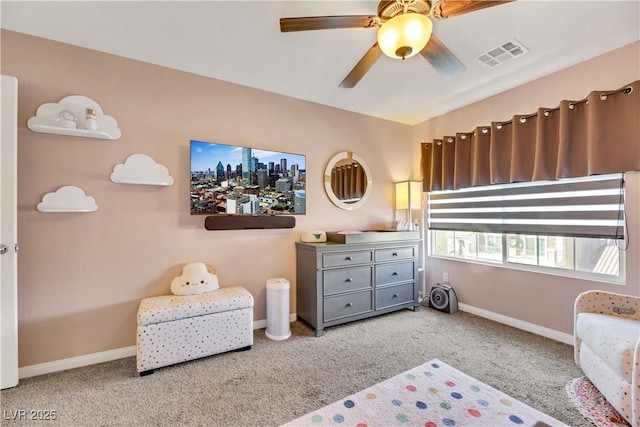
[{"xmin": 476, "ymin": 39, "xmax": 529, "ymax": 68}]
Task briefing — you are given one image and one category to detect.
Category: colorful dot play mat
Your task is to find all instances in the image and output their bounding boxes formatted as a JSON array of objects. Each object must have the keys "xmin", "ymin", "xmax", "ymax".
[{"xmin": 282, "ymin": 359, "xmax": 566, "ymax": 427}]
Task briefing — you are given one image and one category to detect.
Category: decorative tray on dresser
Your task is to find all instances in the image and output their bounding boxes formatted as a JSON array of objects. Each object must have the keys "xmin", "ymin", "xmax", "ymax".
[{"xmin": 295, "ymin": 231, "xmax": 421, "ymax": 336}]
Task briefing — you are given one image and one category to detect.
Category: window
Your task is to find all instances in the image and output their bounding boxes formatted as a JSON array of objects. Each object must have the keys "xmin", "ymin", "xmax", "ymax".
[
  {"xmin": 433, "ymin": 231, "xmax": 503, "ymax": 262},
  {"xmin": 428, "ymin": 174, "xmax": 625, "ymax": 281},
  {"xmin": 431, "ymin": 231, "xmax": 621, "ymax": 279}
]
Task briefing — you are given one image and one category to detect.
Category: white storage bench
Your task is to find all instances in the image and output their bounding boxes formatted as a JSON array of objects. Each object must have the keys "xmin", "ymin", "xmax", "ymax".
[{"xmin": 136, "ymin": 286, "xmax": 254, "ymax": 375}]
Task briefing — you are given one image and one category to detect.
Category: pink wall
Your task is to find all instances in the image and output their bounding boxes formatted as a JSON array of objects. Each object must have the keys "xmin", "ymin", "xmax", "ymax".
[
  {"xmin": 1, "ymin": 30, "xmax": 413, "ymax": 366},
  {"xmin": 3, "ymin": 28, "xmax": 638, "ymax": 367},
  {"xmin": 413, "ymin": 42, "xmax": 640, "ymax": 335}
]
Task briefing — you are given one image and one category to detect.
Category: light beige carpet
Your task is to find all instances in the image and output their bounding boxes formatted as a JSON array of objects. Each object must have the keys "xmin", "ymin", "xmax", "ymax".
[{"xmin": 0, "ymin": 307, "xmax": 588, "ymax": 426}]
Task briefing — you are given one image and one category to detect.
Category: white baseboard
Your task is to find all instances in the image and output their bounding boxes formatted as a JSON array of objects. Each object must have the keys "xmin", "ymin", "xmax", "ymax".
[
  {"xmin": 19, "ymin": 346, "xmax": 137, "ymax": 379},
  {"xmin": 18, "ymin": 314, "xmax": 298, "ymax": 379},
  {"xmin": 458, "ymin": 303, "xmax": 574, "ymax": 345}
]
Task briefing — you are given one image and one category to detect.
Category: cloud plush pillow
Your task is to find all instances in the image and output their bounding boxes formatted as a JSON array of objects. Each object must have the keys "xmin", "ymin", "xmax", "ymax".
[{"xmin": 170, "ymin": 262, "xmax": 220, "ymax": 296}]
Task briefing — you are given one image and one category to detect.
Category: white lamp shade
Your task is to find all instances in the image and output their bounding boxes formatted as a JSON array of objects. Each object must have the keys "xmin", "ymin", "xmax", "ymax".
[
  {"xmin": 395, "ymin": 180, "xmax": 423, "ymax": 210},
  {"xmin": 377, "ymin": 13, "xmax": 433, "ymax": 59},
  {"xmin": 409, "ymin": 181, "xmax": 422, "ymax": 210}
]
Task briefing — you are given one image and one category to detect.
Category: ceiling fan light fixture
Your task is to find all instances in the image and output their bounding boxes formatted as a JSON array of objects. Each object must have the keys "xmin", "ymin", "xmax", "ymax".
[{"xmin": 377, "ymin": 12, "xmax": 433, "ymax": 60}]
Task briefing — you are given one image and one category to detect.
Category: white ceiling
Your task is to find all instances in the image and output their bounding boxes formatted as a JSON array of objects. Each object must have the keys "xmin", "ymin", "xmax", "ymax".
[{"xmin": 2, "ymin": 1, "xmax": 639, "ymax": 125}]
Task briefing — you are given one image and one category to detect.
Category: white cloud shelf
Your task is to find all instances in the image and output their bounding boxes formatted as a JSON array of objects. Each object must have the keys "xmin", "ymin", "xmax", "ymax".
[
  {"xmin": 110, "ymin": 154, "xmax": 174, "ymax": 186},
  {"xmin": 27, "ymin": 95, "xmax": 121, "ymax": 140},
  {"xmin": 37, "ymin": 186, "xmax": 98, "ymax": 213}
]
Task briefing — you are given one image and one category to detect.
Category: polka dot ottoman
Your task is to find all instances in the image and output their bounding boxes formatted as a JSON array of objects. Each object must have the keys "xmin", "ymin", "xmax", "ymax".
[{"xmin": 136, "ymin": 286, "xmax": 254, "ymax": 375}]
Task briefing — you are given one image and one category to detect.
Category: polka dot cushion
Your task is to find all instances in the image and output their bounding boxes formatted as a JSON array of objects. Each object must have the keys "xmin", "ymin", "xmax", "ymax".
[
  {"xmin": 138, "ymin": 286, "xmax": 254, "ymax": 325},
  {"xmin": 576, "ymin": 313, "xmax": 637, "ymax": 383},
  {"xmin": 574, "ymin": 290, "xmax": 639, "ymax": 427}
]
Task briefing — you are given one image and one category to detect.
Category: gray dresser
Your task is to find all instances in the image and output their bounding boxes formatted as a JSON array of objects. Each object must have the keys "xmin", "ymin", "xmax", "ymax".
[{"xmin": 295, "ymin": 238, "xmax": 421, "ymax": 336}]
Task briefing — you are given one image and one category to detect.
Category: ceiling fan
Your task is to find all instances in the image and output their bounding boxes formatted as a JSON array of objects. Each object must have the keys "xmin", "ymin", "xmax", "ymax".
[{"xmin": 280, "ymin": 0, "xmax": 513, "ymax": 88}]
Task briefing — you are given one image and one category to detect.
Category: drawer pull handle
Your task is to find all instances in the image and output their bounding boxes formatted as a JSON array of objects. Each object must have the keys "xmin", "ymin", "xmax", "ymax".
[
  {"xmin": 392, "ymin": 252, "xmax": 398, "ymax": 256},
  {"xmin": 393, "ymin": 293, "xmax": 399, "ymax": 298},
  {"xmin": 346, "ymin": 278, "xmax": 353, "ymax": 282},
  {"xmin": 346, "ymin": 256, "xmax": 353, "ymax": 261},
  {"xmin": 392, "ymin": 272, "xmax": 399, "ymax": 276},
  {"xmin": 346, "ymin": 302, "xmax": 353, "ymax": 307}
]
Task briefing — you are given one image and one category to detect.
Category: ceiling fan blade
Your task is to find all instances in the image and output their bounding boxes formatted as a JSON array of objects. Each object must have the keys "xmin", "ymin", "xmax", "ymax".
[
  {"xmin": 280, "ymin": 16, "xmax": 378, "ymax": 32},
  {"xmin": 420, "ymin": 35, "xmax": 466, "ymax": 79},
  {"xmin": 339, "ymin": 43, "xmax": 383, "ymax": 88},
  {"xmin": 431, "ymin": 1, "xmax": 514, "ymax": 19}
]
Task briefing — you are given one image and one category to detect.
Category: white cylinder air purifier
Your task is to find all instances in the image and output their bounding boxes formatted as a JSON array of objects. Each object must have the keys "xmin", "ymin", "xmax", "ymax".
[{"xmin": 266, "ymin": 278, "xmax": 291, "ymax": 340}]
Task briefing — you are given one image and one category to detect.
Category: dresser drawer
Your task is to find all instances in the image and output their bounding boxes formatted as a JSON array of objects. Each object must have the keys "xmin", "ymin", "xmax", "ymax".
[
  {"xmin": 376, "ymin": 283, "xmax": 415, "ymax": 310},
  {"xmin": 375, "ymin": 246, "xmax": 416, "ymax": 262},
  {"xmin": 324, "ymin": 290, "xmax": 373, "ymax": 322},
  {"xmin": 323, "ymin": 250, "xmax": 373, "ymax": 268},
  {"xmin": 375, "ymin": 261, "xmax": 414, "ymax": 286},
  {"xmin": 323, "ymin": 267, "xmax": 372, "ymax": 296}
]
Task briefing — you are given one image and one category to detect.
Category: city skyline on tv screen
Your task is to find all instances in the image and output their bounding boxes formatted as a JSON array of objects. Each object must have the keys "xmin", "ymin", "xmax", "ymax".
[{"xmin": 190, "ymin": 140, "xmax": 306, "ymax": 215}]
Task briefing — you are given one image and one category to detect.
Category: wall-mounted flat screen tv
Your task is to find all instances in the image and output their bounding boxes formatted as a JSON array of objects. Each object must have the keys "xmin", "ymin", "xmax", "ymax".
[{"xmin": 190, "ymin": 140, "xmax": 306, "ymax": 215}]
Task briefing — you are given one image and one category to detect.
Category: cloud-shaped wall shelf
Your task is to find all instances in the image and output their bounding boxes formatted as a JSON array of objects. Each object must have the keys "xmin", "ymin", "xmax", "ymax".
[
  {"xmin": 110, "ymin": 154, "xmax": 174, "ymax": 186},
  {"xmin": 37, "ymin": 186, "xmax": 98, "ymax": 212},
  {"xmin": 27, "ymin": 95, "xmax": 121, "ymax": 140}
]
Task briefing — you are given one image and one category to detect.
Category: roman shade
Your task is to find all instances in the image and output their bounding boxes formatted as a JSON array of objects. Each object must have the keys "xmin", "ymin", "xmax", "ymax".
[{"xmin": 428, "ymin": 173, "xmax": 625, "ymax": 239}]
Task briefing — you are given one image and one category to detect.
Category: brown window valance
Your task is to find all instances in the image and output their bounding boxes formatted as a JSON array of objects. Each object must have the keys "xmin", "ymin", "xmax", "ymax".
[{"xmin": 421, "ymin": 80, "xmax": 640, "ymax": 192}]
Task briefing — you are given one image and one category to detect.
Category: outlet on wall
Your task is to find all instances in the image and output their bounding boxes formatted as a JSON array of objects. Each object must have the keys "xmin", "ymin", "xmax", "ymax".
[{"xmin": 443, "ymin": 272, "xmax": 449, "ymax": 282}]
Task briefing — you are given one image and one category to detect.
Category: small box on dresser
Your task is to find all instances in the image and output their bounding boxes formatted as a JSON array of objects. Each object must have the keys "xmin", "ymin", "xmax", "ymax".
[{"xmin": 295, "ymin": 235, "xmax": 421, "ymax": 337}]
